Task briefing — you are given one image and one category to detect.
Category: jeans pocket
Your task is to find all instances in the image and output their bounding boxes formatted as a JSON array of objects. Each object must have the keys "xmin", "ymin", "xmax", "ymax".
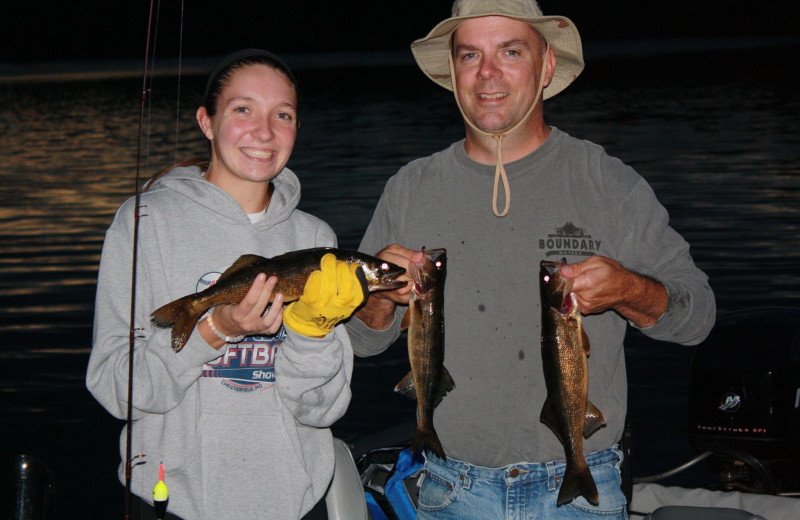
[
  {"xmin": 566, "ymin": 460, "xmax": 627, "ymax": 517},
  {"xmin": 417, "ymin": 467, "xmax": 462, "ymax": 511}
]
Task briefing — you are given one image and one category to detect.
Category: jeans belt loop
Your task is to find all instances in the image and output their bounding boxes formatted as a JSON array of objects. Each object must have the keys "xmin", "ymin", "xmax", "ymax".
[
  {"xmin": 460, "ymin": 466, "xmax": 471, "ymax": 490},
  {"xmin": 546, "ymin": 461, "xmax": 557, "ymax": 491}
]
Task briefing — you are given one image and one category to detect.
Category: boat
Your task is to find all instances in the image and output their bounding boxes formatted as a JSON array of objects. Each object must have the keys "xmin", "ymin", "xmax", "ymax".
[
  {"xmin": 321, "ymin": 431, "xmax": 800, "ymax": 520},
  {"xmin": 317, "ymin": 307, "xmax": 800, "ymax": 520},
  {"xmin": 5, "ymin": 432, "xmax": 798, "ymax": 519},
  {"xmin": 4, "ymin": 307, "xmax": 798, "ymax": 519}
]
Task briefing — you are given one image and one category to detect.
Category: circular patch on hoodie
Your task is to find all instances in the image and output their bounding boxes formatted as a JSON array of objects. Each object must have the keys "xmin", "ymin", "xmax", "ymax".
[{"xmin": 196, "ymin": 271, "xmax": 221, "ymax": 293}]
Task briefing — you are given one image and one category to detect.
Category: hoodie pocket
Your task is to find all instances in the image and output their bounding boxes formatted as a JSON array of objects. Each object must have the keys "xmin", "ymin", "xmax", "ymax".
[{"xmin": 177, "ymin": 410, "xmax": 311, "ymax": 519}]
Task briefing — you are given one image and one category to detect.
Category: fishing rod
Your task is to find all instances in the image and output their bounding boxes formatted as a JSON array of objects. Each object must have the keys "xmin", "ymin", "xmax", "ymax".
[
  {"xmin": 127, "ymin": 0, "xmax": 187, "ymax": 516},
  {"xmin": 126, "ymin": 0, "xmax": 157, "ymax": 517}
]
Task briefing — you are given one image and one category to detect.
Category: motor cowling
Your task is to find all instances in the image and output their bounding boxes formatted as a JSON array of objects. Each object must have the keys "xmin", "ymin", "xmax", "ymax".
[{"xmin": 687, "ymin": 307, "xmax": 800, "ymax": 493}]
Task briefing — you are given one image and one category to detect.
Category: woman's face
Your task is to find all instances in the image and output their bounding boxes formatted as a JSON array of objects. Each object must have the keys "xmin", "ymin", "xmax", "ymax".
[{"xmin": 197, "ymin": 64, "xmax": 298, "ymax": 187}]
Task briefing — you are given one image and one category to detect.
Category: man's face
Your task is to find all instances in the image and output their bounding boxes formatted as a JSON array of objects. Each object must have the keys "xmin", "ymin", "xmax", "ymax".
[{"xmin": 452, "ymin": 16, "xmax": 549, "ymax": 134}]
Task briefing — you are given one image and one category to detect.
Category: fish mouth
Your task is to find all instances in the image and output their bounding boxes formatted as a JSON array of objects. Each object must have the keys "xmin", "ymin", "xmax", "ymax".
[
  {"xmin": 560, "ymin": 290, "xmax": 575, "ymax": 314},
  {"xmin": 556, "ymin": 261, "xmax": 575, "ymax": 312},
  {"xmin": 370, "ymin": 261, "xmax": 406, "ymax": 292},
  {"xmin": 540, "ymin": 259, "xmax": 575, "ymax": 314},
  {"xmin": 410, "ymin": 247, "xmax": 446, "ymax": 294},
  {"xmin": 377, "ymin": 269, "xmax": 407, "ymax": 291}
]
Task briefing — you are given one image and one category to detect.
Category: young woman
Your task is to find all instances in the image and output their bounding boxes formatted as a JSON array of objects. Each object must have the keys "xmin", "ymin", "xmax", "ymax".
[{"xmin": 87, "ymin": 49, "xmax": 360, "ymax": 520}]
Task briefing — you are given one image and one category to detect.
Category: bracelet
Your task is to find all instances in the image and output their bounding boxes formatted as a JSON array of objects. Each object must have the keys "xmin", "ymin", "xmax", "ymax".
[{"xmin": 205, "ymin": 310, "xmax": 245, "ymax": 344}]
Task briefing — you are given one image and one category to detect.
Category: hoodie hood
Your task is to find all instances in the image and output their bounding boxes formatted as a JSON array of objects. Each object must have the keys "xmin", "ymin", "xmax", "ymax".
[{"xmin": 149, "ymin": 165, "xmax": 301, "ymax": 229}]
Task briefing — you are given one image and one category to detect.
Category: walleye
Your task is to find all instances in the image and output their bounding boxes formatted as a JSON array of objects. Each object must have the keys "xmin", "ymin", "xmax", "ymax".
[
  {"xmin": 395, "ymin": 247, "xmax": 454, "ymax": 459},
  {"xmin": 539, "ymin": 259, "xmax": 607, "ymax": 507},
  {"xmin": 151, "ymin": 248, "xmax": 405, "ymax": 352}
]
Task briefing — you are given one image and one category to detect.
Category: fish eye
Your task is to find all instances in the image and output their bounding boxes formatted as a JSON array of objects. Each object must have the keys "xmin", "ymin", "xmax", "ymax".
[
  {"xmin": 380, "ymin": 262, "xmax": 389, "ymax": 271},
  {"xmin": 435, "ymin": 261, "xmax": 442, "ymax": 268},
  {"xmin": 543, "ymin": 275, "xmax": 550, "ymax": 283}
]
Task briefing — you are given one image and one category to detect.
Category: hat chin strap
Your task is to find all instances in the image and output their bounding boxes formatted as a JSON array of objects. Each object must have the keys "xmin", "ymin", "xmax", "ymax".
[{"xmin": 448, "ymin": 43, "xmax": 549, "ymax": 217}]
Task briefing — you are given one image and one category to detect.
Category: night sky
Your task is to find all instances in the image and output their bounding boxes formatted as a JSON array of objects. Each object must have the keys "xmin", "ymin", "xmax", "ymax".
[{"xmin": 4, "ymin": 0, "xmax": 799, "ymax": 65}]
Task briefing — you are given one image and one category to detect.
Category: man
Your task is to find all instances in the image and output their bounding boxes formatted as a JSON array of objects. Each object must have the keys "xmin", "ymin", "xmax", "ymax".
[{"xmin": 345, "ymin": 1, "xmax": 716, "ymax": 518}]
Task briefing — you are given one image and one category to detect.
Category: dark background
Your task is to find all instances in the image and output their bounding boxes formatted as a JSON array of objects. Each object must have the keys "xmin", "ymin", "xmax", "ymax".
[
  {"xmin": 2, "ymin": 1, "xmax": 799, "ymax": 518},
  {"xmin": 4, "ymin": 0, "xmax": 799, "ymax": 65}
]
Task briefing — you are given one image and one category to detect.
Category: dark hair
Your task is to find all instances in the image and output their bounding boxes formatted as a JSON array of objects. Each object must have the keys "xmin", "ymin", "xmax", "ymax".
[{"xmin": 203, "ymin": 49, "xmax": 299, "ymax": 117}]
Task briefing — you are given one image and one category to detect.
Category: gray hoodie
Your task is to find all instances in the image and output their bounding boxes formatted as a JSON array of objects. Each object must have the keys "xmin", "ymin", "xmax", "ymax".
[{"xmin": 87, "ymin": 165, "xmax": 352, "ymax": 519}]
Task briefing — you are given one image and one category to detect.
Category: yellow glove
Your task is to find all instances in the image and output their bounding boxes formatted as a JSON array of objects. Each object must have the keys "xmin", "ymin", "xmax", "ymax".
[{"xmin": 283, "ymin": 253, "xmax": 368, "ymax": 337}]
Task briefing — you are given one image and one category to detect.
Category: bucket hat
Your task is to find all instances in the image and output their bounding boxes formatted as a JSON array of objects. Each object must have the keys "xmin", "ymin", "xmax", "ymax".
[{"xmin": 410, "ymin": 0, "xmax": 583, "ymax": 99}]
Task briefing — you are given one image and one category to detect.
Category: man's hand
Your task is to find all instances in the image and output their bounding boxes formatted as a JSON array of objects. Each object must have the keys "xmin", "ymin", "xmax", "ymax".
[
  {"xmin": 560, "ymin": 255, "xmax": 668, "ymax": 328},
  {"xmin": 354, "ymin": 244, "xmax": 421, "ymax": 330}
]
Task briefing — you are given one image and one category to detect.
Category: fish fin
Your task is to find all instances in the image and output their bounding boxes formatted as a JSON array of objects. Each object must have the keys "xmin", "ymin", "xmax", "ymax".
[
  {"xmin": 581, "ymin": 328, "xmax": 591, "ymax": 356},
  {"xmin": 219, "ymin": 254, "xmax": 262, "ymax": 279},
  {"xmin": 539, "ymin": 399, "xmax": 566, "ymax": 445},
  {"xmin": 400, "ymin": 308, "xmax": 410, "ymax": 330},
  {"xmin": 394, "ymin": 371, "xmax": 417, "ymax": 400},
  {"xmin": 583, "ymin": 400, "xmax": 607, "ymax": 439},
  {"xmin": 432, "ymin": 366, "xmax": 456, "ymax": 408},
  {"xmin": 150, "ymin": 295, "xmax": 203, "ymax": 352},
  {"xmin": 413, "ymin": 425, "xmax": 447, "ymax": 461},
  {"xmin": 558, "ymin": 463, "xmax": 599, "ymax": 507}
]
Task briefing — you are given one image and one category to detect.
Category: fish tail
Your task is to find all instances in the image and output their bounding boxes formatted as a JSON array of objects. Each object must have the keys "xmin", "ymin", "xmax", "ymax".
[
  {"xmin": 557, "ymin": 463, "xmax": 599, "ymax": 507},
  {"xmin": 150, "ymin": 295, "xmax": 205, "ymax": 352},
  {"xmin": 412, "ymin": 424, "xmax": 446, "ymax": 461}
]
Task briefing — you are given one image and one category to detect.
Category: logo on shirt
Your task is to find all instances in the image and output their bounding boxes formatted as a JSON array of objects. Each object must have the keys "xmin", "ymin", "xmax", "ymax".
[
  {"xmin": 203, "ymin": 331, "xmax": 284, "ymax": 392},
  {"xmin": 539, "ymin": 222, "xmax": 601, "ymax": 258},
  {"xmin": 195, "ymin": 270, "xmax": 282, "ymax": 392}
]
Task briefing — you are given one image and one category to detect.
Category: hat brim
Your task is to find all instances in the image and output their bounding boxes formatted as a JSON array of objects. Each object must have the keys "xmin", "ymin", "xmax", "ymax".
[{"xmin": 410, "ymin": 14, "xmax": 583, "ymax": 100}]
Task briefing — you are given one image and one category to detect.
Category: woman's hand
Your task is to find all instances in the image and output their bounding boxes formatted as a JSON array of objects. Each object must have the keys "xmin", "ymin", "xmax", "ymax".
[{"xmin": 198, "ymin": 273, "xmax": 285, "ymax": 349}]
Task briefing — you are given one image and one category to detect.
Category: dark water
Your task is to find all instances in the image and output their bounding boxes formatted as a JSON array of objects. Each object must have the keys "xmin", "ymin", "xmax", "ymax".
[{"xmin": 1, "ymin": 44, "xmax": 799, "ymax": 518}]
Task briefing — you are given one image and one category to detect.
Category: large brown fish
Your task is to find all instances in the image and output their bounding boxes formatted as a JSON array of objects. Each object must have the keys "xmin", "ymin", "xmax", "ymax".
[
  {"xmin": 539, "ymin": 258, "xmax": 607, "ymax": 507},
  {"xmin": 151, "ymin": 248, "xmax": 405, "ymax": 352},
  {"xmin": 395, "ymin": 247, "xmax": 454, "ymax": 459}
]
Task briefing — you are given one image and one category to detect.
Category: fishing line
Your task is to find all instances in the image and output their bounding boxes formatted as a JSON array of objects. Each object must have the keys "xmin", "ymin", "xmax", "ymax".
[
  {"xmin": 127, "ymin": 0, "xmax": 158, "ymax": 518},
  {"xmin": 143, "ymin": 0, "xmax": 162, "ymax": 177},
  {"xmin": 174, "ymin": 0, "xmax": 186, "ymax": 164}
]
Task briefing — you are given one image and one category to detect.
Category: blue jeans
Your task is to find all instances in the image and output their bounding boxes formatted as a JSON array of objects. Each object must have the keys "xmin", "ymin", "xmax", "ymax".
[{"xmin": 416, "ymin": 446, "xmax": 628, "ymax": 520}]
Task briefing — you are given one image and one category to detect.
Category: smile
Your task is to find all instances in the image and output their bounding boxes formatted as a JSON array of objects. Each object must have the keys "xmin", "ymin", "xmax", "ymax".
[
  {"xmin": 242, "ymin": 148, "xmax": 274, "ymax": 159},
  {"xmin": 478, "ymin": 93, "xmax": 508, "ymax": 100}
]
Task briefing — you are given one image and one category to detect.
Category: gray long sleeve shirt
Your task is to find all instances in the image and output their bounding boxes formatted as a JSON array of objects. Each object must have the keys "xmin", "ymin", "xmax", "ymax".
[{"xmin": 347, "ymin": 127, "xmax": 715, "ymax": 468}]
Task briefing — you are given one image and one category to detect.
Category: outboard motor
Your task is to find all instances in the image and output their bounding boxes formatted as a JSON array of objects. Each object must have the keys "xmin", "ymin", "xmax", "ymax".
[
  {"xmin": 687, "ymin": 307, "xmax": 800, "ymax": 494},
  {"xmin": 0, "ymin": 453, "xmax": 56, "ymax": 519}
]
